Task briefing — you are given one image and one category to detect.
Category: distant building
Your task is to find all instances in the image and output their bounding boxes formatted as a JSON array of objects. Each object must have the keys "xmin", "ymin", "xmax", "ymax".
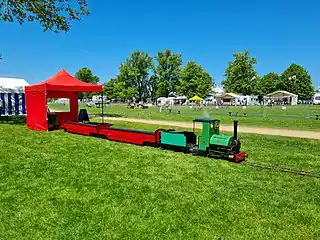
[{"xmin": 0, "ymin": 77, "xmax": 29, "ymax": 115}]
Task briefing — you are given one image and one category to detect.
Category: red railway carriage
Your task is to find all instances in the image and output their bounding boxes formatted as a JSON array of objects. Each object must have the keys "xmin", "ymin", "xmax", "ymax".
[
  {"xmin": 97, "ymin": 125, "xmax": 162, "ymax": 146},
  {"xmin": 63, "ymin": 121, "xmax": 99, "ymax": 136},
  {"xmin": 62, "ymin": 121, "xmax": 162, "ymax": 146}
]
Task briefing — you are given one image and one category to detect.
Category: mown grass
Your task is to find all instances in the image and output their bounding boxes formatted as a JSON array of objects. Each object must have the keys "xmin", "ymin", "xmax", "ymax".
[
  {"xmin": 0, "ymin": 123, "xmax": 320, "ymax": 239},
  {"xmin": 100, "ymin": 120, "xmax": 320, "ymax": 173},
  {"xmin": 49, "ymin": 103, "xmax": 320, "ymax": 131}
]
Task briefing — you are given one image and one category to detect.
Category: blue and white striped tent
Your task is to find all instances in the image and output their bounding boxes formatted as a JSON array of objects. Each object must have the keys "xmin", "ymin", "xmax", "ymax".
[{"xmin": 0, "ymin": 77, "xmax": 29, "ymax": 116}]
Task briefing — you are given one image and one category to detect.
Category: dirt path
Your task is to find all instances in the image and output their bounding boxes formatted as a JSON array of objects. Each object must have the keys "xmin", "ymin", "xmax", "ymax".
[{"xmin": 102, "ymin": 117, "xmax": 320, "ymax": 140}]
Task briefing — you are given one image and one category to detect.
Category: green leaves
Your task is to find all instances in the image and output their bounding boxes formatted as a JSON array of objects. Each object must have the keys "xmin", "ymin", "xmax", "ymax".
[
  {"xmin": 75, "ymin": 67, "xmax": 100, "ymax": 84},
  {"xmin": 75, "ymin": 67, "xmax": 100, "ymax": 99},
  {"xmin": 153, "ymin": 49, "xmax": 183, "ymax": 97},
  {"xmin": 222, "ymin": 51, "xmax": 315, "ymax": 100},
  {"xmin": 103, "ymin": 78, "xmax": 137, "ymax": 100},
  {"xmin": 222, "ymin": 50, "xmax": 259, "ymax": 95},
  {"xmin": 118, "ymin": 50, "xmax": 154, "ymax": 101},
  {"xmin": 278, "ymin": 64, "xmax": 314, "ymax": 100},
  {"xmin": 106, "ymin": 49, "xmax": 214, "ymax": 101},
  {"xmin": 0, "ymin": 0, "xmax": 89, "ymax": 33},
  {"xmin": 178, "ymin": 62, "xmax": 214, "ymax": 98},
  {"xmin": 258, "ymin": 72, "xmax": 280, "ymax": 95}
]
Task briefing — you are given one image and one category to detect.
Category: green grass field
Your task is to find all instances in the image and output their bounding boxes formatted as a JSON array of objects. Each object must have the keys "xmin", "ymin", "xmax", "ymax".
[
  {"xmin": 102, "ymin": 120, "xmax": 320, "ymax": 172},
  {"xmin": 49, "ymin": 103, "xmax": 320, "ymax": 131},
  {"xmin": 1, "ymin": 122, "xmax": 320, "ymax": 239}
]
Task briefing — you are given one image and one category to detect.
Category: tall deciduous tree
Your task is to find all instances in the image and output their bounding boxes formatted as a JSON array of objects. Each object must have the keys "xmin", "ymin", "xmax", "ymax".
[
  {"xmin": 222, "ymin": 50, "xmax": 259, "ymax": 95},
  {"xmin": 103, "ymin": 78, "xmax": 118, "ymax": 100},
  {"xmin": 118, "ymin": 50, "xmax": 153, "ymax": 101},
  {"xmin": 75, "ymin": 67, "xmax": 100, "ymax": 99},
  {"xmin": 278, "ymin": 63, "xmax": 314, "ymax": 100},
  {"xmin": 258, "ymin": 72, "xmax": 280, "ymax": 95},
  {"xmin": 148, "ymin": 75, "xmax": 158, "ymax": 101},
  {"xmin": 177, "ymin": 61, "xmax": 214, "ymax": 98},
  {"xmin": 0, "ymin": 0, "xmax": 89, "ymax": 33},
  {"xmin": 103, "ymin": 78, "xmax": 136, "ymax": 100},
  {"xmin": 153, "ymin": 49, "xmax": 183, "ymax": 97}
]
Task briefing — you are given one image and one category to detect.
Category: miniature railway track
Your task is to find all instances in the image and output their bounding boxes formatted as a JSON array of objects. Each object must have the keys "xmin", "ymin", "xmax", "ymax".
[{"xmin": 243, "ymin": 162, "xmax": 320, "ymax": 179}]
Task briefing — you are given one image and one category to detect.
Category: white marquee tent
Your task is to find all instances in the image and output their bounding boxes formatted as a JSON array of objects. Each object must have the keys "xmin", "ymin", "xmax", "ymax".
[
  {"xmin": 0, "ymin": 77, "xmax": 29, "ymax": 115},
  {"xmin": 265, "ymin": 90, "xmax": 298, "ymax": 105}
]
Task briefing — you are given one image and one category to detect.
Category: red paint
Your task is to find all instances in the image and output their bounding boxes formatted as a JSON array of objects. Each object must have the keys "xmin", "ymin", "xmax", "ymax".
[
  {"xmin": 62, "ymin": 122, "xmax": 99, "ymax": 136},
  {"xmin": 235, "ymin": 152, "xmax": 247, "ymax": 162},
  {"xmin": 63, "ymin": 122, "xmax": 160, "ymax": 146},
  {"xmin": 25, "ymin": 69, "xmax": 102, "ymax": 131},
  {"xmin": 98, "ymin": 126, "xmax": 158, "ymax": 145}
]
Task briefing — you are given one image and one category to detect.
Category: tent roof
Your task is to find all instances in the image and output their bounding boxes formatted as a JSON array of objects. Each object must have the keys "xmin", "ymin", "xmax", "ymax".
[
  {"xmin": 211, "ymin": 85, "xmax": 224, "ymax": 94},
  {"xmin": 266, "ymin": 90, "xmax": 298, "ymax": 97},
  {"xmin": 26, "ymin": 69, "xmax": 103, "ymax": 92},
  {"xmin": 189, "ymin": 95, "xmax": 203, "ymax": 101},
  {"xmin": 219, "ymin": 92, "xmax": 240, "ymax": 98},
  {"xmin": 0, "ymin": 77, "xmax": 29, "ymax": 93}
]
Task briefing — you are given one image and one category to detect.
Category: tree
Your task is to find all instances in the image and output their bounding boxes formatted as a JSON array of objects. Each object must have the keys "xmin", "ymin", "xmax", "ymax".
[
  {"xmin": 278, "ymin": 63, "xmax": 314, "ymax": 100},
  {"xmin": 75, "ymin": 67, "xmax": 100, "ymax": 100},
  {"xmin": 103, "ymin": 78, "xmax": 118, "ymax": 100},
  {"xmin": 153, "ymin": 49, "xmax": 183, "ymax": 97},
  {"xmin": 177, "ymin": 61, "xmax": 214, "ymax": 98},
  {"xmin": 222, "ymin": 50, "xmax": 259, "ymax": 95},
  {"xmin": 148, "ymin": 75, "xmax": 158, "ymax": 101},
  {"xmin": 258, "ymin": 72, "xmax": 280, "ymax": 95},
  {"xmin": 118, "ymin": 50, "xmax": 153, "ymax": 101},
  {"xmin": 103, "ymin": 78, "xmax": 136, "ymax": 100},
  {"xmin": 0, "ymin": 0, "xmax": 89, "ymax": 33}
]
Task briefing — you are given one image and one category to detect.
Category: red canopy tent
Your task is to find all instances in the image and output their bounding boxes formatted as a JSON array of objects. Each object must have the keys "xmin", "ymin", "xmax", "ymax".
[{"xmin": 25, "ymin": 69, "xmax": 103, "ymax": 131}]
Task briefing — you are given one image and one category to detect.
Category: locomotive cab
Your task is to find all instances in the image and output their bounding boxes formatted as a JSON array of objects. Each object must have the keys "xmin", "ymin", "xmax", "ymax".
[
  {"xmin": 193, "ymin": 118, "xmax": 247, "ymax": 162},
  {"xmin": 193, "ymin": 118, "xmax": 220, "ymax": 152}
]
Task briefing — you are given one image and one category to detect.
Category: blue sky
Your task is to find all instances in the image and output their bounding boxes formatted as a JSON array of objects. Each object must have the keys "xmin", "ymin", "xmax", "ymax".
[{"xmin": 0, "ymin": 0, "xmax": 319, "ymax": 88}]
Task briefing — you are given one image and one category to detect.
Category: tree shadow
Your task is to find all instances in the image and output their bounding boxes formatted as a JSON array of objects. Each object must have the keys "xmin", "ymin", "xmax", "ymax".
[{"xmin": 0, "ymin": 115, "xmax": 26, "ymax": 125}]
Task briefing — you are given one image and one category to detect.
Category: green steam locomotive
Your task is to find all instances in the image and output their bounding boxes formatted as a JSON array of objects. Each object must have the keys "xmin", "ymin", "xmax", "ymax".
[{"xmin": 160, "ymin": 118, "xmax": 247, "ymax": 162}]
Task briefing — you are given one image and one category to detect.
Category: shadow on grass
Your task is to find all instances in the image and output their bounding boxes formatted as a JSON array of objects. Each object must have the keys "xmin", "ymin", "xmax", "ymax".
[
  {"xmin": 0, "ymin": 115, "xmax": 26, "ymax": 125},
  {"xmin": 90, "ymin": 113, "xmax": 124, "ymax": 118}
]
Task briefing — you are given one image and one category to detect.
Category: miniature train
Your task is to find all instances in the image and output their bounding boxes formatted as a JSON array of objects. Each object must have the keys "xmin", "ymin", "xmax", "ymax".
[{"xmin": 62, "ymin": 111, "xmax": 247, "ymax": 162}]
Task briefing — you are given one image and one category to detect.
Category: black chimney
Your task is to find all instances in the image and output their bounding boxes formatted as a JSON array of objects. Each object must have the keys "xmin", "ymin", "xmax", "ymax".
[{"xmin": 233, "ymin": 120, "xmax": 238, "ymax": 139}]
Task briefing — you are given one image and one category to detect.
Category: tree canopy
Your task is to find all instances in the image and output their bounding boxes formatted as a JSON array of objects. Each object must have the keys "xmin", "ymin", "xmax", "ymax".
[
  {"xmin": 258, "ymin": 72, "xmax": 280, "ymax": 95},
  {"xmin": 103, "ymin": 77, "xmax": 136, "ymax": 100},
  {"xmin": 117, "ymin": 50, "xmax": 153, "ymax": 101},
  {"xmin": 153, "ymin": 49, "xmax": 182, "ymax": 98},
  {"xmin": 78, "ymin": 49, "xmax": 317, "ymax": 102},
  {"xmin": 222, "ymin": 50, "xmax": 259, "ymax": 95},
  {"xmin": 278, "ymin": 64, "xmax": 314, "ymax": 100},
  {"xmin": 75, "ymin": 67, "xmax": 100, "ymax": 99},
  {"xmin": 177, "ymin": 61, "xmax": 214, "ymax": 98},
  {"xmin": 0, "ymin": 0, "xmax": 89, "ymax": 33}
]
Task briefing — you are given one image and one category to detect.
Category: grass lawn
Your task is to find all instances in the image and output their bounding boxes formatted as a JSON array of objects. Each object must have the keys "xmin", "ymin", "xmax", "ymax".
[
  {"xmin": 101, "ymin": 120, "xmax": 320, "ymax": 173},
  {"xmin": 1, "ymin": 123, "xmax": 320, "ymax": 239},
  {"xmin": 49, "ymin": 103, "xmax": 320, "ymax": 131}
]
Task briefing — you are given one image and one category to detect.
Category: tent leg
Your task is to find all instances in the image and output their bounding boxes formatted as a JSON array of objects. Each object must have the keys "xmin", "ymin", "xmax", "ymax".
[{"xmin": 101, "ymin": 91, "xmax": 104, "ymax": 123}]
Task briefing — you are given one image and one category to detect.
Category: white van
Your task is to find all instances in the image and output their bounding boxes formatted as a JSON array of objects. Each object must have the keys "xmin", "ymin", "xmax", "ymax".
[{"xmin": 313, "ymin": 93, "xmax": 320, "ymax": 105}]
